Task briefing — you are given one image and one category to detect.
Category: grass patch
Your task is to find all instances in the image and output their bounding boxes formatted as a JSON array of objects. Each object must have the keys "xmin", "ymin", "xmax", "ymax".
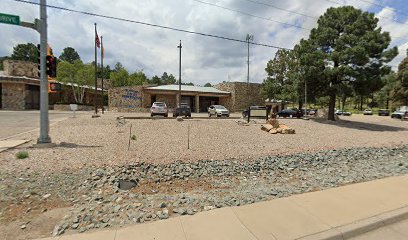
[
  {"xmin": 131, "ymin": 135, "xmax": 137, "ymax": 141},
  {"xmin": 16, "ymin": 151, "xmax": 29, "ymax": 159}
]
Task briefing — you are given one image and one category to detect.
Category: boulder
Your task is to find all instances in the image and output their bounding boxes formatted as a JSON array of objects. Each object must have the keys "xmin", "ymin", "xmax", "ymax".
[
  {"xmin": 261, "ymin": 124, "xmax": 274, "ymax": 132},
  {"xmin": 266, "ymin": 119, "xmax": 280, "ymax": 128},
  {"xmin": 269, "ymin": 129, "xmax": 278, "ymax": 134}
]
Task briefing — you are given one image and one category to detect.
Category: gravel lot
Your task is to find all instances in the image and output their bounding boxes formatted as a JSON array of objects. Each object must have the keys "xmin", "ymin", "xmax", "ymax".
[
  {"xmin": 1, "ymin": 113, "xmax": 408, "ymax": 239},
  {"xmin": 1, "ymin": 113, "xmax": 407, "ymax": 173}
]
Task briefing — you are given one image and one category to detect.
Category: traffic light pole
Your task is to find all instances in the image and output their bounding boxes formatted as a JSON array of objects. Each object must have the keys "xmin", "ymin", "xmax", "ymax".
[{"xmin": 37, "ymin": 0, "xmax": 51, "ymax": 144}]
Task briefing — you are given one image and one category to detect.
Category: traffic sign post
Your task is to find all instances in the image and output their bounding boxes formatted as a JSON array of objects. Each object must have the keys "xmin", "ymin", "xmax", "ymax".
[
  {"xmin": 0, "ymin": 13, "xmax": 20, "ymax": 25},
  {"xmin": 1, "ymin": 3, "xmax": 52, "ymax": 145}
]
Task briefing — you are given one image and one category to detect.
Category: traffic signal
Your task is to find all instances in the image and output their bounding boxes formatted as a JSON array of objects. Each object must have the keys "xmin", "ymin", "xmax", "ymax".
[
  {"xmin": 48, "ymin": 82, "xmax": 62, "ymax": 93},
  {"xmin": 46, "ymin": 55, "xmax": 57, "ymax": 78}
]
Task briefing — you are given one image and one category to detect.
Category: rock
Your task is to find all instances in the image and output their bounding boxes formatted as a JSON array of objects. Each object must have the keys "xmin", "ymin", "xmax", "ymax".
[
  {"xmin": 269, "ymin": 129, "xmax": 278, "ymax": 134},
  {"xmin": 186, "ymin": 209, "xmax": 195, "ymax": 215},
  {"xmin": 115, "ymin": 197, "xmax": 123, "ymax": 203},
  {"xmin": 176, "ymin": 116, "xmax": 184, "ymax": 121},
  {"xmin": 203, "ymin": 206, "xmax": 216, "ymax": 211},
  {"xmin": 159, "ymin": 202, "xmax": 167, "ymax": 208},
  {"xmin": 71, "ymin": 223, "xmax": 79, "ymax": 229},
  {"xmin": 276, "ymin": 128, "xmax": 282, "ymax": 133},
  {"xmin": 20, "ymin": 224, "xmax": 26, "ymax": 230},
  {"xmin": 266, "ymin": 119, "xmax": 280, "ymax": 128},
  {"xmin": 261, "ymin": 124, "xmax": 274, "ymax": 132},
  {"xmin": 113, "ymin": 205, "xmax": 121, "ymax": 213},
  {"xmin": 43, "ymin": 194, "xmax": 51, "ymax": 199}
]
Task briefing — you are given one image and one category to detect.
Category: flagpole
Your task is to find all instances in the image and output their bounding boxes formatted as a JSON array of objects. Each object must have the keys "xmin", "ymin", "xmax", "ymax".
[
  {"xmin": 94, "ymin": 23, "xmax": 98, "ymax": 115},
  {"xmin": 101, "ymin": 35, "xmax": 104, "ymax": 114}
]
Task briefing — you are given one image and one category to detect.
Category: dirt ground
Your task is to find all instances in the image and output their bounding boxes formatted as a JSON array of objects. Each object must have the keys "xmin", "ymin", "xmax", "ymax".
[
  {"xmin": 1, "ymin": 112, "xmax": 408, "ymax": 240},
  {"xmin": 1, "ymin": 113, "xmax": 407, "ymax": 173}
]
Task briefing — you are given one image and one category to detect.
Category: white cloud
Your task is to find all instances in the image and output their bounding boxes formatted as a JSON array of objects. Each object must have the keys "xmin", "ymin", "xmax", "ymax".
[{"xmin": 1, "ymin": 0, "xmax": 407, "ymax": 85}]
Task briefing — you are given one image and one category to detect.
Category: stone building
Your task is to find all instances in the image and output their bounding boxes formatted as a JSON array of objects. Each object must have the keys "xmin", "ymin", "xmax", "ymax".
[
  {"xmin": 108, "ymin": 82, "xmax": 264, "ymax": 113},
  {"xmin": 0, "ymin": 60, "xmax": 104, "ymax": 110}
]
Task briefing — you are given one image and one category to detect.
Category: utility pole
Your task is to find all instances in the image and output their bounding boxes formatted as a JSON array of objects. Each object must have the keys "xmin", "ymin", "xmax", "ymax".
[
  {"xmin": 246, "ymin": 34, "xmax": 253, "ymax": 88},
  {"xmin": 177, "ymin": 40, "xmax": 182, "ymax": 107},
  {"xmin": 304, "ymin": 78, "xmax": 308, "ymax": 117},
  {"xmin": 37, "ymin": 0, "xmax": 51, "ymax": 144},
  {"xmin": 101, "ymin": 35, "xmax": 104, "ymax": 114},
  {"xmin": 94, "ymin": 23, "xmax": 98, "ymax": 116}
]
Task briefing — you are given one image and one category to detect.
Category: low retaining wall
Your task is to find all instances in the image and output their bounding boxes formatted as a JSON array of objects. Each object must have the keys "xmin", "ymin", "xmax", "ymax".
[{"xmin": 53, "ymin": 104, "xmax": 95, "ymax": 111}]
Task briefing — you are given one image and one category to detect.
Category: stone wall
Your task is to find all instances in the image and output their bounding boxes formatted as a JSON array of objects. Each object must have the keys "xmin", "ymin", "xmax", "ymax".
[
  {"xmin": 53, "ymin": 104, "xmax": 95, "ymax": 111},
  {"xmin": 156, "ymin": 94, "xmax": 177, "ymax": 109},
  {"xmin": 215, "ymin": 82, "xmax": 263, "ymax": 112},
  {"xmin": 3, "ymin": 60, "xmax": 38, "ymax": 78},
  {"xmin": 1, "ymin": 82, "xmax": 26, "ymax": 110},
  {"xmin": 108, "ymin": 86, "xmax": 145, "ymax": 112}
]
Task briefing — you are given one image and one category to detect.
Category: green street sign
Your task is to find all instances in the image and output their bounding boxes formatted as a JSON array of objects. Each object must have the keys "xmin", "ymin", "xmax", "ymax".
[{"xmin": 0, "ymin": 13, "xmax": 20, "ymax": 25}]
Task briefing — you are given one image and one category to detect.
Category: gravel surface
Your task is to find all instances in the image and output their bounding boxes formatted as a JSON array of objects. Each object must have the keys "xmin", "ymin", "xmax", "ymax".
[
  {"xmin": 0, "ymin": 114, "xmax": 407, "ymax": 173},
  {"xmin": 1, "ymin": 145, "xmax": 407, "ymax": 238},
  {"xmin": 1, "ymin": 113, "xmax": 408, "ymax": 239}
]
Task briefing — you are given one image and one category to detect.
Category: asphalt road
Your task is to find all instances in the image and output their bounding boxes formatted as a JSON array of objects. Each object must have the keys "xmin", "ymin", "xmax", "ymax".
[{"xmin": 0, "ymin": 110, "xmax": 83, "ymax": 139}]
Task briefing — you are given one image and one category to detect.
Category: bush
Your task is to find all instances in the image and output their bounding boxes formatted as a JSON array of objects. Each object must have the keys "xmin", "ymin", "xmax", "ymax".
[{"xmin": 16, "ymin": 151, "xmax": 29, "ymax": 159}]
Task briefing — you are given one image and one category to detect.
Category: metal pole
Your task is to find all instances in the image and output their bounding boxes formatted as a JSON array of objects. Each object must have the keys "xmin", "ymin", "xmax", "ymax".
[
  {"xmin": 304, "ymin": 78, "xmax": 307, "ymax": 116},
  {"xmin": 37, "ymin": 0, "xmax": 51, "ymax": 144},
  {"xmin": 101, "ymin": 35, "xmax": 104, "ymax": 114},
  {"xmin": 94, "ymin": 23, "xmax": 98, "ymax": 115},
  {"xmin": 247, "ymin": 38, "xmax": 249, "ymax": 86},
  {"xmin": 177, "ymin": 40, "xmax": 182, "ymax": 107}
]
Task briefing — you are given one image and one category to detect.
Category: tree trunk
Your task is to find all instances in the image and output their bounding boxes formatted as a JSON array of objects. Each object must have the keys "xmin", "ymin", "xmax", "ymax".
[
  {"xmin": 71, "ymin": 85, "xmax": 78, "ymax": 103},
  {"xmin": 328, "ymin": 91, "xmax": 336, "ymax": 121},
  {"xmin": 342, "ymin": 96, "xmax": 346, "ymax": 111},
  {"xmin": 338, "ymin": 98, "xmax": 341, "ymax": 109},
  {"xmin": 359, "ymin": 96, "xmax": 363, "ymax": 111},
  {"xmin": 298, "ymin": 99, "xmax": 303, "ymax": 111}
]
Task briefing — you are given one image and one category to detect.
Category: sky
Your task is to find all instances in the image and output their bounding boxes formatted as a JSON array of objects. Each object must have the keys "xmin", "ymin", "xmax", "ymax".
[{"xmin": 1, "ymin": 0, "xmax": 408, "ymax": 86}]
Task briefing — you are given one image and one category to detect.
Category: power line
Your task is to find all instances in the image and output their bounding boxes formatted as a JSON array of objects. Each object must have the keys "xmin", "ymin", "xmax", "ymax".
[
  {"xmin": 11, "ymin": 0, "xmax": 292, "ymax": 50},
  {"xmin": 354, "ymin": 0, "xmax": 408, "ymax": 19},
  {"xmin": 191, "ymin": 0, "xmax": 310, "ymax": 30},
  {"xmin": 242, "ymin": 0, "xmax": 318, "ymax": 20},
  {"xmin": 326, "ymin": 0, "xmax": 408, "ymax": 42}
]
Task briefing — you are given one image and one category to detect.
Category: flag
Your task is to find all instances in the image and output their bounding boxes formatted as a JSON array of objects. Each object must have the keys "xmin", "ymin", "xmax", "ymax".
[{"xmin": 95, "ymin": 30, "xmax": 100, "ymax": 48}]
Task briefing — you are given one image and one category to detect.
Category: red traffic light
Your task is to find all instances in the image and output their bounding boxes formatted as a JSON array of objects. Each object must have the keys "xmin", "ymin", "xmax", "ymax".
[{"xmin": 46, "ymin": 55, "xmax": 57, "ymax": 78}]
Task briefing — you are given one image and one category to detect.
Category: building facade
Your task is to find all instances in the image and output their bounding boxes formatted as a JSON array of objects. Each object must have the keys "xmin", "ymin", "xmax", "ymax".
[
  {"xmin": 0, "ymin": 60, "xmax": 103, "ymax": 110},
  {"xmin": 108, "ymin": 82, "xmax": 264, "ymax": 113}
]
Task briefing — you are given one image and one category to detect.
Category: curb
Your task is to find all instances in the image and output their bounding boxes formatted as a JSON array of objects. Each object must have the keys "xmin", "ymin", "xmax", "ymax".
[{"xmin": 297, "ymin": 205, "xmax": 408, "ymax": 240}]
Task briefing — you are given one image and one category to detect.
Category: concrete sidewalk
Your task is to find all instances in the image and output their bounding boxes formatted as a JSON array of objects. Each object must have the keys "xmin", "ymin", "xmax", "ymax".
[{"xmin": 38, "ymin": 174, "xmax": 408, "ymax": 240}]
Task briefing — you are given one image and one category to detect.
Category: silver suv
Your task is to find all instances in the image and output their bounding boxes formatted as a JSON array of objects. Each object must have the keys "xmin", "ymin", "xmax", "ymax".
[
  {"xmin": 150, "ymin": 102, "xmax": 168, "ymax": 117},
  {"xmin": 208, "ymin": 105, "xmax": 230, "ymax": 117}
]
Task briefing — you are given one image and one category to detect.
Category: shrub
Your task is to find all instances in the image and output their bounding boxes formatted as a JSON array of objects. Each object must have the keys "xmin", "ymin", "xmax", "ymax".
[
  {"xmin": 131, "ymin": 135, "xmax": 137, "ymax": 141},
  {"xmin": 16, "ymin": 151, "xmax": 29, "ymax": 159}
]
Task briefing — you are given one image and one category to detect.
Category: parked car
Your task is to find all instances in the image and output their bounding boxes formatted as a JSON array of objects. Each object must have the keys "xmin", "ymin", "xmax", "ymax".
[
  {"xmin": 378, "ymin": 109, "xmax": 390, "ymax": 116},
  {"xmin": 306, "ymin": 109, "xmax": 318, "ymax": 116},
  {"xmin": 363, "ymin": 109, "xmax": 373, "ymax": 115},
  {"xmin": 335, "ymin": 110, "xmax": 352, "ymax": 116},
  {"xmin": 391, "ymin": 110, "xmax": 408, "ymax": 119},
  {"xmin": 208, "ymin": 105, "xmax": 230, "ymax": 117},
  {"xmin": 150, "ymin": 102, "xmax": 168, "ymax": 117},
  {"xmin": 276, "ymin": 108, "xmax": 303, "ymax": 118},
  {"xmin": 173, "ymin": 103, "xmax": 191, "ymax": 118}
]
